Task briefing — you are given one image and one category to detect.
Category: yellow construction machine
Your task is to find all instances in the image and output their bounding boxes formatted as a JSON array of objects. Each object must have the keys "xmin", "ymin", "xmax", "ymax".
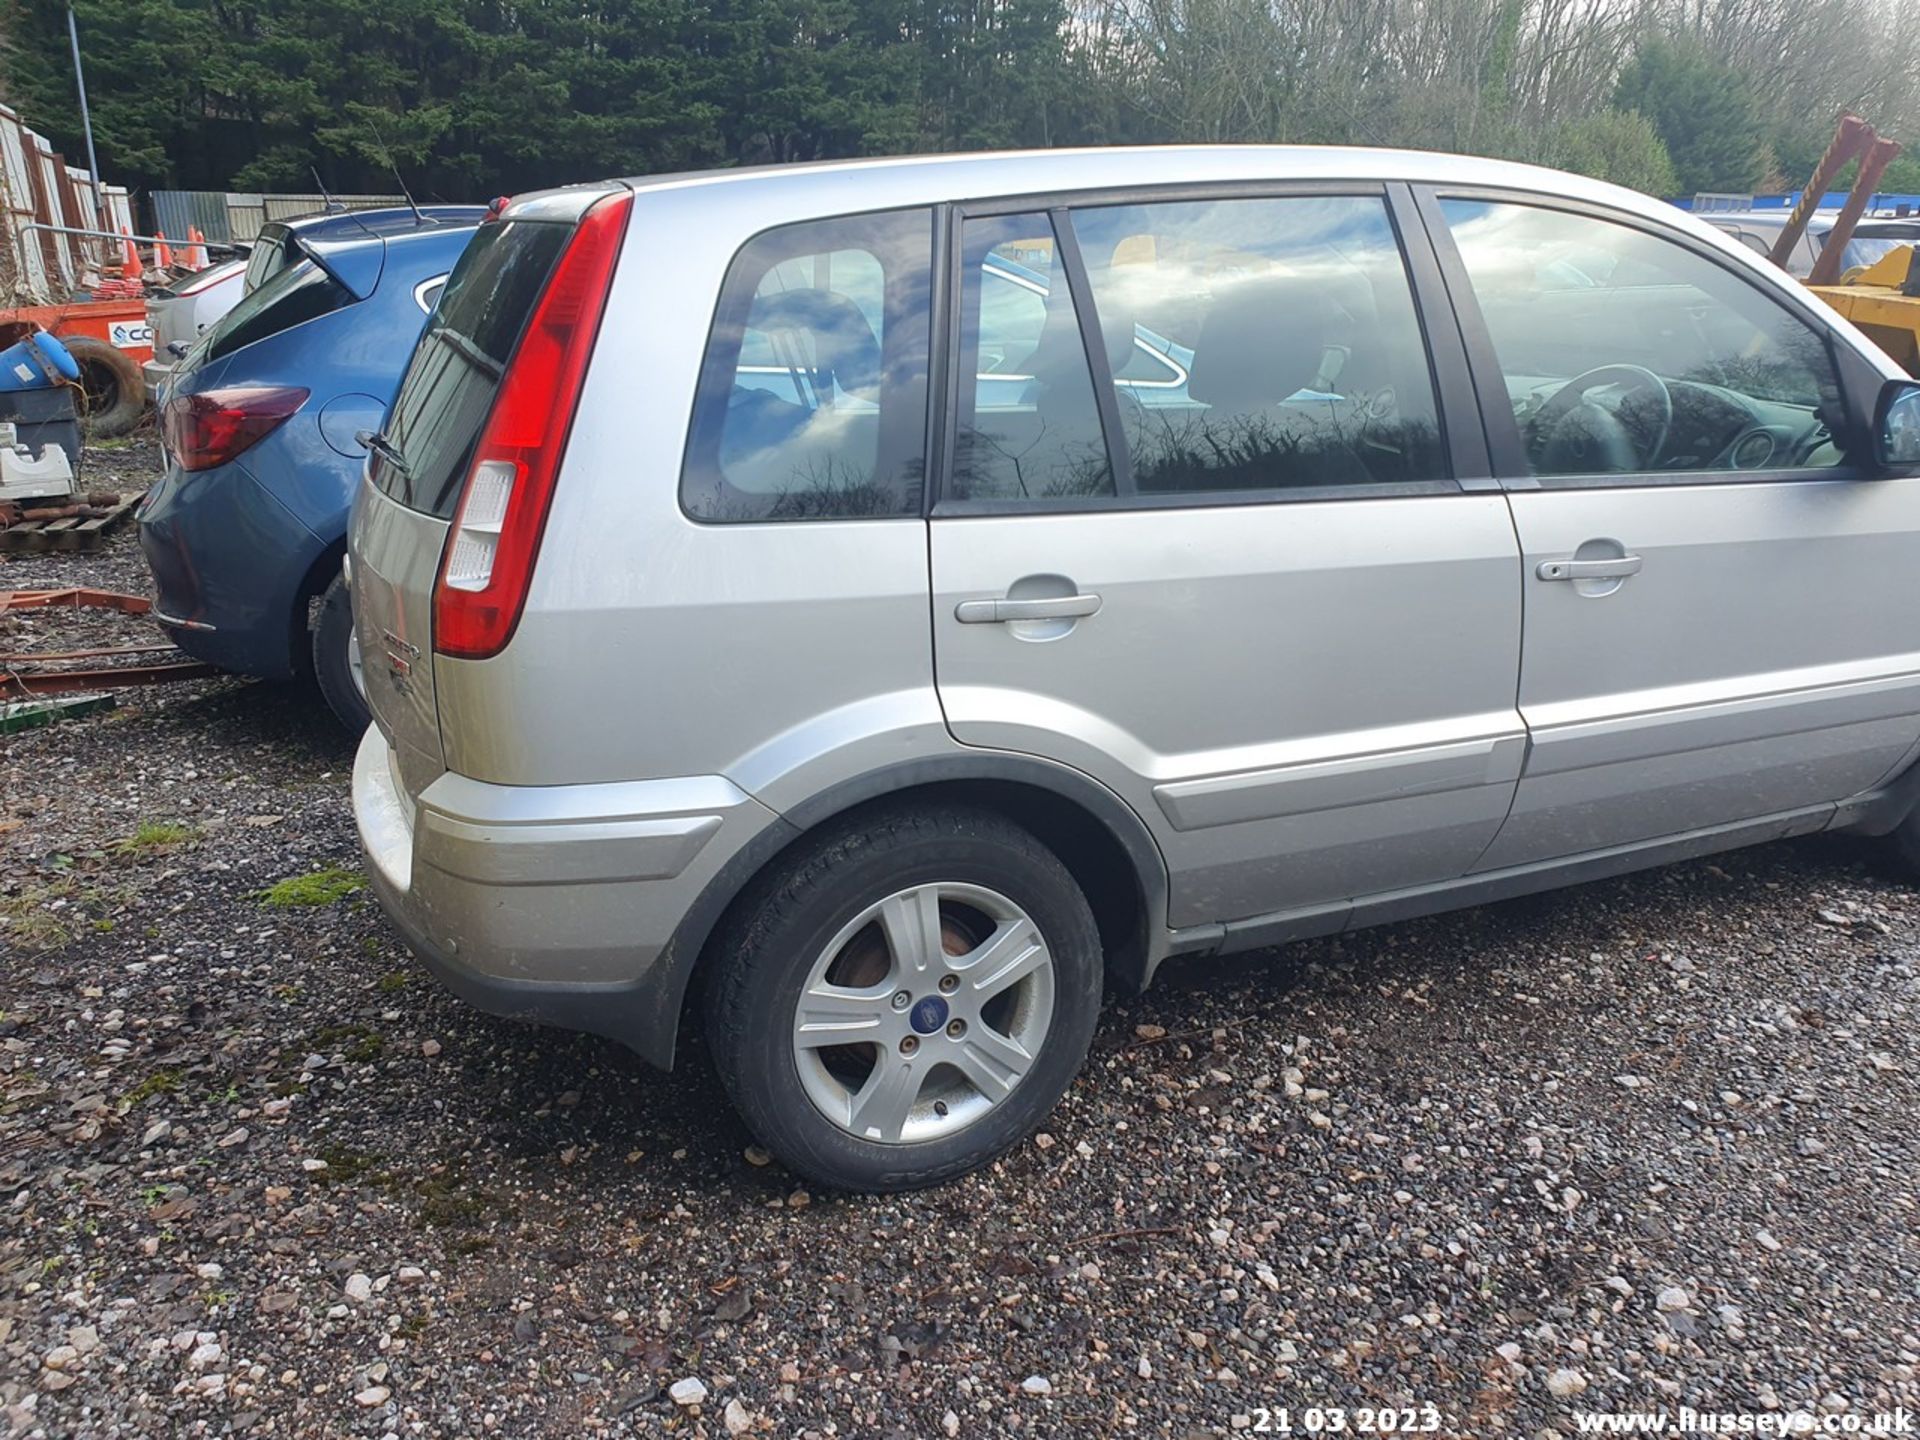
[{"xmin": 1779, "ymin": 114, "xmax": 1920, "ymax": 376}]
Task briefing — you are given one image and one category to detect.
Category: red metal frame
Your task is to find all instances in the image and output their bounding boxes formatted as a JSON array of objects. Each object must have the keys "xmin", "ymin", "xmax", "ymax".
[{"xmin": 1, "ymin": 588, "xmax": 216, "ymax": 695}]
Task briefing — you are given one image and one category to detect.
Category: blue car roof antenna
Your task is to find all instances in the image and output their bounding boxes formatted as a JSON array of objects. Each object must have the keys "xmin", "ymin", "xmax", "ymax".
[
  {"xmin": 311, "ymin": 167, "xmax": 345, "ymax": 214},
  {"xmin": 365, "ymin": 121, "xmax": 434, "ymax": 230}
]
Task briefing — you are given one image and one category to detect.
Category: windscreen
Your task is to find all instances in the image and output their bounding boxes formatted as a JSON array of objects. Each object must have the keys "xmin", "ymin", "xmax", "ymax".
[
  {"xmin": 373, "ymin": 219, "xmax": 572, "ymax": 518},
  {"xmin": 201, "ymin": 258, "xmax": 353, "ymax": 363}
]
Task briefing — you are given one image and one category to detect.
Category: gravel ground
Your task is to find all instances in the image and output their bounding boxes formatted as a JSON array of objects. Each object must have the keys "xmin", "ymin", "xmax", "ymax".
[{"xmin": 3, "ymin": 462, "xmax": 1917, "ymax": 1438}]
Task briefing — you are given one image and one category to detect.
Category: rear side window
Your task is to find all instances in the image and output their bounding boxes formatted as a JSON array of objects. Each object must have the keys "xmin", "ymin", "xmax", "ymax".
[
  {"xmin": 681, "ymin": 208, "xmax": 932, "ymax": 521},
  {"xmin": 243, "ymin": 227, "xmax": 294, "ymax": 293},
  {"xmin": 377, "ymin": 219, "xmax": 572, "ymax": 517},
  {"xmin": 1084, "ymin": 194, "xmax": 1444, "ymax": 498},
  {"xmin": 953, "ymin": 212, "xmax": 1114, "ymax": 501},
  {"xmin": 202, "ymin": 258, "xmax": 351, "ymax": 363}
]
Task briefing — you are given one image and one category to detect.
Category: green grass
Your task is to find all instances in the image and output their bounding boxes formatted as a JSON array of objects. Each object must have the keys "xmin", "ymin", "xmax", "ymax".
[
  {"xmin": 256, "ymin": 867, "xmax": 365, "ymax": 908},
  {"xmin": 116, "ymin": 820, "xmax": 199, "ymax": 853},
  {"xmin": 0, "ymin": 879, "xmax": 78, "ymax": 951},
  {"xmin": 375, "ymin": 970, "xmax": 409, "ymax": 993}
]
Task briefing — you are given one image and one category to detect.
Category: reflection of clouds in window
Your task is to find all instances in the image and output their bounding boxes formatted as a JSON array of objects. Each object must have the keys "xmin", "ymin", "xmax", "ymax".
[
  {"xmin": 721, "ymin": 401, "xmax": 880, "ymax": 494},
  {"xmin": 953, "ymin": 211, "xmax": 1116, "ymax": 502},
  {"xmin": 1439, "ymin": 199, "xmax": 1845, "ymax": 476},
  {"xmin": 1068, "ymin": 195, "xmax": 1446, "ymax": 496},
  {"xmin": 682, "ymin": 212, "xmax": 931, "ymax": 521}
]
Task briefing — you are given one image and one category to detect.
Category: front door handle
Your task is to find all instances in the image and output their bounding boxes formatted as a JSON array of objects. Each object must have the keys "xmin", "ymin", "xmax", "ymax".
[
  {"xmin": 1536, "ymin": 555, "xmax": 1643, "ymax": 582},
  {"xmin": 955, "ymin": 592, "xmax": 1103, "ymax": 624}
]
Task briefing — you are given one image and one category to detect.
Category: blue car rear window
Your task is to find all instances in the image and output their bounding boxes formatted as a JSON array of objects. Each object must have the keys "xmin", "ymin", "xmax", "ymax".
[{"xmin": 202, "ymin": 259, "xmax": 352, "ymax": 364}]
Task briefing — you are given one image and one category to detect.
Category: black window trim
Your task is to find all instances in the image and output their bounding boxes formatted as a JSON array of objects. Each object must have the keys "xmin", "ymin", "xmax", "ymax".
[
  {"xmin": 1410, "ymin": 182, "xmax": 1879, "ymax": 492},
  {"xmin": 930, "ymin": 178, "xmax": 1470, "ymax": 517}
]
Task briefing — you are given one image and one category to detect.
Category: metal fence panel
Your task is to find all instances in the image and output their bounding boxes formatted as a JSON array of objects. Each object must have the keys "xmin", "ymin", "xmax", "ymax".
[
  {"xmin": 260, "ymin": 192, "xmax": 404, "ymax": 224},
  {"xmin": 151, "ymin": 190, "xmax": 237, "ymax": 244}
]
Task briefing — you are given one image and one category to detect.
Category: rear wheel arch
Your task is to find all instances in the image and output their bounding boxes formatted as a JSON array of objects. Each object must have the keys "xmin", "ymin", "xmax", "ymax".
[{"xmin": 651, "ymin": 756, "xmax": 1170, "ymax": 1069}]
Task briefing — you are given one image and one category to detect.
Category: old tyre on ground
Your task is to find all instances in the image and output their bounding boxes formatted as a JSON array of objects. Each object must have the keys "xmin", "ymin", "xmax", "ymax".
[
  {"xmin": 706, "ymin": 804, "xmax": 1103, "ymax": 1192},
  {"xmin": 311, "ymin": 572, "xmax": 370, "ymax": 733},
  {"xmin": 63, "ymin": 335, "xmax": 146, "ymax": 438}
]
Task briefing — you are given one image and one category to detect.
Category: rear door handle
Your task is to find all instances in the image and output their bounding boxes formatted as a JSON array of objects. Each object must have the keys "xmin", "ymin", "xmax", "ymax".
[
  {"xmin": 1536, "ymin": 555, "xmax": 1643, "ymax": 582},
  {"xmin": 955, "ymin": 592, "xmax": 1103, "ymax": 624}
]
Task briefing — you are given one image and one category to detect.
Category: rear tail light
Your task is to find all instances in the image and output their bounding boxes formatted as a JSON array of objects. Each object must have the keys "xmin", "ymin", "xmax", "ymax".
[
  {"xmin": 161, "ymin": 386, "xmax": 308, "ymax": 472},
  {"xmin": 431, "ymin": 191, "xmax": 630, "ymax": 660}
]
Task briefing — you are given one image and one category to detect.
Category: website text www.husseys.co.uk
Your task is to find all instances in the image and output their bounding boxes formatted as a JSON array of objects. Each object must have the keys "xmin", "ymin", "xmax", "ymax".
[{"xmin": 1572, "ymin": 1409, "xmax": 1915, "ymax": 1435}]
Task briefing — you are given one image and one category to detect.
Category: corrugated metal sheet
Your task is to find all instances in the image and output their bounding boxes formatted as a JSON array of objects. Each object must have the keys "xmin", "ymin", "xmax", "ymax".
[
  {"xmin": 0, "ymin": 102, "xmax": 138, "ymax": 303},
  {"xmin": 152, "ymin": 190, "xmax": 406, "ymax": 244},
  {"xmin": 262, "ymin": 193, "xmax": 405, "ymax": 222},
  {"xmin": 0, "ymin": 104, "xmax": 50, "ymax": 301},
  {"xmin": 151, "ymin": 190, "xmax": 235, "ymax": 244}
]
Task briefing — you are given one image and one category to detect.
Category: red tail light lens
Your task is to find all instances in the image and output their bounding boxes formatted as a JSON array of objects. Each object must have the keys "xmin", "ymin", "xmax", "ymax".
[
  {"xmin": 432, "ymin": 191, "xmax": 630, "ymax": 660},
  {"xmin": 161, "ymin": 386, "xmax": 309, "ymax": 472}
]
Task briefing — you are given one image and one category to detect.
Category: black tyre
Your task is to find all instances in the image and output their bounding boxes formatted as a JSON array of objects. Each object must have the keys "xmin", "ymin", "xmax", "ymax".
[
  {"xmin": 311, "ymin": 573, "xmax": 370, "ymax": 733},
  {"xmin": 706, "ymin": 804, "xmax": 1103, "ymax": 1191},
  {"xmin": 64, "ymin": 336, "xmax": 146, "ymax": 438},
  {"xmin": 1886, "ymin": 809, "xmax": 1920, "ymax": 878}
]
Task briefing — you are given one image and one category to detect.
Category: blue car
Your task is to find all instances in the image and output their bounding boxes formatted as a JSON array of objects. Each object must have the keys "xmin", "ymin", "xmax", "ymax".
[{"xmin": 139, "ymin": 206, "xmax": 484, "ymax": 729}]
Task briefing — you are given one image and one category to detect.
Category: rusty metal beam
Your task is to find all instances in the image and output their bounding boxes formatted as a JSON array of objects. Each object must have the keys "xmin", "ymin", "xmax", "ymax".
[
  {"xmin": 0, "ymin": 587, "xmax": 154, "ymax": 615},
  {"xmin": 1810, "ymin": 136, "xmax": 1904, "ymax": 286},
  {"xmin": 1771, "ymin": 115, "xmax": 1874, "ymax": 271},
  {"xmin": 0, "ymin": 586, "xmax": 217, "ymax": 693},
  {"xmin": 1, "ymin": 660, "xmax": 216, "ymax": 695}
]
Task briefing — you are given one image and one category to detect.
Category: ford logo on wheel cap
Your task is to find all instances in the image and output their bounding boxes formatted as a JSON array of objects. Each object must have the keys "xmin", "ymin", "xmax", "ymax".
[{"xmin": 909, "ymin": 995, "xmax": 950, "ymax": 1035}]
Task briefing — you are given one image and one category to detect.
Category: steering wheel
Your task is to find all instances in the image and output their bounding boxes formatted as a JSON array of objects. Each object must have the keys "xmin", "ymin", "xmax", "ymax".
[{"xmin": 1531, "ymin": 364, "xmax": 1673, "ymax": 473}]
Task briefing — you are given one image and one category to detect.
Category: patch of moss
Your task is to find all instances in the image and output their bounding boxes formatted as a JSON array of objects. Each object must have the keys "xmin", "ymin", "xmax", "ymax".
[
  {"xmin": 256, "ymin": 867, "xmax": 365, "ymax": 908},
  {"xmin": 375, "ymin": 971, "xmax": 409, "ymax": 993},
  {"xmin": 415, "ymin": 1173, "xmax": 511, "ymax": 1230},
  {"xmin": 312, "ymin": 1144, "xmax": 382, "ymax": 1186},
  {"xmin": 121, "ymin": 1069, "xmax": 183, "ymax": 1106},
  {"xmin": 307, "ymin": 1023, "xmax": 383, "ymax": 1064}
]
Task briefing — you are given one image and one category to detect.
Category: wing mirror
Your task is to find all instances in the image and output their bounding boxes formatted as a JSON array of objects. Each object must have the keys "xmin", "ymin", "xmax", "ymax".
[{"xmin": 1876, "ymin": 378, "xmax": 1920, "ymax": 469}]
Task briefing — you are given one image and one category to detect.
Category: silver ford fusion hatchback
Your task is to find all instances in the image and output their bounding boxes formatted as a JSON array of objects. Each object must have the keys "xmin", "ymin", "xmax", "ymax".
[{"xmin": 350, "ymin": 146, "xmax": 1920, "ymax": 1191}]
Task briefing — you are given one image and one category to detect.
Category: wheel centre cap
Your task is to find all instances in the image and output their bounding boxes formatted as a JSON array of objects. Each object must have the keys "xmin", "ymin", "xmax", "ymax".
[{"xmin": 909, "ymin": 995, "xmax": 950, "ymax": 1035}]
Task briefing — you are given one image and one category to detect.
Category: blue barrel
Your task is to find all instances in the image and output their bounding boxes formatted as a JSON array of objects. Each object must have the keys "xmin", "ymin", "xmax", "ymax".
[{"xmin": 0, "ymin": 330, "xmax": 80, "ymax": 393}]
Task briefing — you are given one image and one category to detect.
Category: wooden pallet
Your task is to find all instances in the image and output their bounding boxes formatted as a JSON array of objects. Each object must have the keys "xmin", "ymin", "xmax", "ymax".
[{"xmin": 0, "ymin": 492, "xmax": 142, "ymax": 554}]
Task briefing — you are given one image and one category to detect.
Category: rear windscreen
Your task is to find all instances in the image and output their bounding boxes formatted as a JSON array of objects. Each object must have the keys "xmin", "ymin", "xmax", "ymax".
[
  {"xmin": 374, "ymin": 219, "xmax": 572, "ymax": 518},
  {"xmin": 201, "ymin": 258, "xmax": 352, "ymax": 363}
]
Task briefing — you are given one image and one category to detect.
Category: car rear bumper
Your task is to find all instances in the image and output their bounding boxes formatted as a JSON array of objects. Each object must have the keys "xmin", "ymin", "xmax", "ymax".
[
  {"xmin": 137, "ymin": 459, "xmax": 322, "ymax": 679},
  {"xmin": 351, "ymin": 725, "xmax": 781, "ymax": 1068}
]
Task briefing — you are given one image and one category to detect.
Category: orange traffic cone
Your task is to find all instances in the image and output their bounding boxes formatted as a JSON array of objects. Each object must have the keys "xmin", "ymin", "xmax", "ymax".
[
  {"xmin": 185, "ymin": 226, "xmax": 203, "ymax": 270},
  {"xmin": 120, "ymin": 226, "xmax": 142, "ymax": 280},
  {"xmin": 155, "ymin": 230, "xmax": 174, "ymax": 269},
  {"xmin": 191, "ymin": 227, "xmax": 209, "ymax": 270}
]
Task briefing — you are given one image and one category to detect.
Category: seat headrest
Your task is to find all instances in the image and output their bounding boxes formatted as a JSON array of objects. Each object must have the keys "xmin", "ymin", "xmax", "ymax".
[
  {"xmin": 748, "ymin": 288, "xmax": 883, "ymax": 397},
  {"xmin": 1187, "ymin": 274, "xmax": 1347, "ymax": 413}
]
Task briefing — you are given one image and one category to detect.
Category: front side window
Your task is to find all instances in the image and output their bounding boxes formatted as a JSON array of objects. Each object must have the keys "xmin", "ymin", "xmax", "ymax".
[
  {"xmin": 1071, "ymin": 194, "xmax": 1445, "ymax": 496},
  {"xmin": 682, "ymin": 209, "xmax": 932, "ymax": 521},
  {"xmin": 1439, "ymin": 200, "xmax": 1849, "ymax": 478}
]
